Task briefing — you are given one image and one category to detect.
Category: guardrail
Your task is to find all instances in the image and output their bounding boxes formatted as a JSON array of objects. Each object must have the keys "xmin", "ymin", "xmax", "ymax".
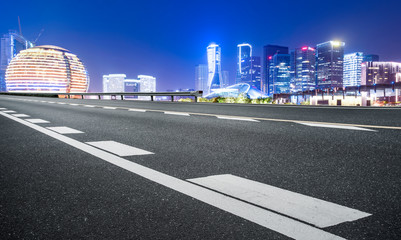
[{"xmin": 0, "ymin": 91, "xmax": 204, "ymax": 102}]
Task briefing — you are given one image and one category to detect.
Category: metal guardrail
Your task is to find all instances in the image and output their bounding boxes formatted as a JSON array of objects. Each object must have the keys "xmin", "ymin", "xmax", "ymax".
[{"xmin": 0, "ymin": 91, "xmax": 204, "ymax": 102}]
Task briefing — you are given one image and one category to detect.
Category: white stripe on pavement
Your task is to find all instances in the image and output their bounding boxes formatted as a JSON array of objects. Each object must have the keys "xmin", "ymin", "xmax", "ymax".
[
  {"xmin": 47, "ymin": 126, "xmax": 84, "ymax": 134},
  {"xmin": 103, "ymin": 107, "xmax": 116, "ymax": 110},
  {"xmin": 0, "ymin": 108, "xmax": 7, "ymax": 110},
  {"xmin": 70, "ymin": 103, "xmax": 79, "ymax": 106},
  {"xmin": 128, "ymin": 108, "xmax": 146, "ymax": 112},
  {"xmin": 84, "ymin": 105, "xmax": 95, "ymax": 108},
  {"xmin": 298, "ymin": 122, "xmax": 376, "ymax": 132},
  {"xmin": 3, "ymin": 110, "xmax": 16, "ymax": 113},
  {"xmin": 164, "ymin": 111, "xmax": 190, "ymax": 116},
  {"xmin": 0, "ymin": 110, "xmax": 346, "ymax": 240},
  {"xmin": 57, "ymin": 102, "xmax": 67, "ymax": 105},
  {"xmin": 25, "ymin": 119, "xmax": 50, "ymax": 124},
  {"xmin": 188, "ymin": 174, "xmax": 371, "ymax": 228},
  {"xmin": 86, "ymin": 141, "xmax": 154, "ymax": 157},
  {"xmin": 12, "ymin": 114, "xmax": 30, "ymax": 118},
  {"xmin": 217, "ymin": 116, "xmax": 260, "ymax": 122}
]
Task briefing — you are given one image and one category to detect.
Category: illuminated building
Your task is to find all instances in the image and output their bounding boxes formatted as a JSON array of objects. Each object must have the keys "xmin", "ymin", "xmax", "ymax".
[
  {"xmin": 103, "ymin": 74, "xmax": 126, "ymax": 92},
  {"xmin": 138, "ymin": 75, "xmax": 156, "ymax": 100},
  {"xmin": 0, "ymin": 30, "xmax": 34, "ymax": 92},
  {"xmin": 343, "ymin": 52, "xmax": 363, "ymax": 87},
  {"xmin": 195, "ymin": 64, "xmax": 208, "ymax": 93},
  {"xmin": 290, "ymin": 46, "xmax": 316, "ymax": 92},
  {"xmin": 271, "ymin": 54, "xmax": 291, "ymax": 94},
  {"xmin": 204, "ymin": 83, "xmax": 268, "ymax": 99},
  {"xmin": 316, "ymin": 40, "xmax": 345, "ymax": 89},
  {"xmin": 5, "ymin": 45, "xmax": 89, "ymax": 93},
  {"xmin": 222, "ymin": 70, "xmax": 230, "ymax": 88},
  {"xmin": 361, "ymin": 62, "xmax": 401, "ymax": 86},
  {"xmin": 262, "ymin": 45, "xmax": 288, "ymax": 94},
  {"xmin": 236, "ymin": 43, "xmax": 252, "ymax": 84},
  {"xmin": 207, "ymin": 43, "xmax": 222, "ymax": 94}
]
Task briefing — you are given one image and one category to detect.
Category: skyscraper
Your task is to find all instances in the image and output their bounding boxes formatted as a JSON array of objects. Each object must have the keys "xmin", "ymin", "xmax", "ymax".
[
  {"xmin": 222, "ymin": 70, "xmax": 230, "ymax": 88},
  {"xmin": 103, "ymin": 74, "xmax": 126, "ymax": 92},
  {"xmin": 272, "ymin": 54, "xmax": 291, "ymax": 94},
  {"xmin": 207, "ymin": 43, "xmax": 222, "ymax": 94},
  {"xmin": 236, "ymin": 43, "xmax": 252, "ymax": 84},
  {"xmin": 290, "ymin": 46, "xmax": 316, "ymax": 92},
  {"xmin": 250, "ymin": 56, "xmax": 262, "ymax": 90},
  {"xmin": 0, "ymin": 30, "xmax": 33, "ymax": 92},
  {"xmin": 262, "ymin": 45, "xmax": 289, "ymax": 94},
  {"xmin": 316, "ymin": 40, "xmax": 345, "ymax": 89},
  {"xmin": 343, "ymin": 52, "xmax": 364, "ymax": 87},
  {"xmin": 138, "ymin": 75, "xmax": 156, "ymax": 100},
  {"xmin": 195, "ymin": 64, "xmax": 208, "ymax": 93}
]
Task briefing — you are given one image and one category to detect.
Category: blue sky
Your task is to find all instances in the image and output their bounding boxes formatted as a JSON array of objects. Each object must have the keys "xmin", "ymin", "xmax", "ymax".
[{"xmin": 1, "ymin": 0, "xmax": 401, "ymax": 92}]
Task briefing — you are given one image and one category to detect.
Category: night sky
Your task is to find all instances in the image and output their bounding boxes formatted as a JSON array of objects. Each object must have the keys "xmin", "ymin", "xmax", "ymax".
[{"xmin": 1, "ymin": 0, "xmax": 401, "ymax": 92}]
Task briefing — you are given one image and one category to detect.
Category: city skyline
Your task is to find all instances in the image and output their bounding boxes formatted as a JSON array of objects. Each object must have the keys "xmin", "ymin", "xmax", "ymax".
[{"xmin": 1, "ymin": 0, "xmax": 401, "ymax": 92}]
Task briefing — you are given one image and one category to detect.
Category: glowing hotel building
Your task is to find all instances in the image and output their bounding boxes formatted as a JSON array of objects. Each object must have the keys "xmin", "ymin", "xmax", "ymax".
[
  {"xmin": 5, "ymin": 45, "xmax": 89, "ymax": 93},
  {"xmin": 207, "ymin": 43, "xmax": 222, "ymax": 95},
  {"xmin": 343, "ymin": 52, "xmax": 364, "ymax": 87}
]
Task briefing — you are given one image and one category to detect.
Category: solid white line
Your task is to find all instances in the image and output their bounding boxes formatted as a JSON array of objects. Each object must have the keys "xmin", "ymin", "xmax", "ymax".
[
  {"xmin": 103, "ymin": 107, "xmax": 116, "ymax": 110},
  {"xmin": 47, "ymin": 126, "xmax": 84, "ymax": 134},
  {"xmin": 86, "ymin": 141, "xmax": 154, "ymax": 156},
  {"xmin": 128, "ymin": 108, "xmax": 147, "ymax": 112},
  {"xmin": 217, "ymin": 116, "xmax": 260, "ymax": 122},
  {"xmin": 25, "ymin": 119, "xmax": 50, "ymax": 123},
  {"xmin": 298, "ymin": 122, "xmax": 376, "ymax": 132},
  {"xmin": 164, "ymin": 111, "xmax": 190, "ymax": 116},
  {"xmin": 188, "ymin": 174, "xmax": 371, "ymax": 228},
  {"xmin": 0, "ymin": 111, "xmax": 346, "ymax": 240},
  {"xmin": 12, "ymin": 114, "xmax": 30, "ymax": 118},
  {"xmin": 3, "ymin": 110, "xmax": 16, "ymax": 113}
]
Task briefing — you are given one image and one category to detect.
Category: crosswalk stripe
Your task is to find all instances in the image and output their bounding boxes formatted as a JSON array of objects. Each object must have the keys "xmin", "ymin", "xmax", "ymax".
[{"xmin": 188, "ymin": 174, "xmax": 371, "ymax": 228}]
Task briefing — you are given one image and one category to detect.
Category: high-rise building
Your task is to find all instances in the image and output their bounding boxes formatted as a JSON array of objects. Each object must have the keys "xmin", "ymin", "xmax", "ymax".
[
  {"xmin": 207, "ymin": 43, "xmax": 222, "ymax": 94},
  {"xmin": 361, "ymin": 62, "xmax": 401, "ymax": 85},
  {"xmin": 250, "ymin": 56, "xmax": 262, "ymax": 90},
  {"xmin": 316, "ymin": 40, "xmax": 345, "ymax": 89},
  {"xmin": 103, "ymin": 74, "xmax": 126, "ymax": 92},
  {"xmin": 271, "ymin": 54, "xmax": 291, "ymax": 94},
  {"xmin": 138, "ymin": 75, "xmax": 156, "ymax": 100},
  {"xmin": 236, "ymin": 43, "xmax": 252, "ymax": 84},
  {"xmin": 262, "ymin": 45, "xmax": 289, "ymax": 94},
  {"xmin": 222, "ymin": 70, "xmax": 230, "ymax": 88},
  {"xmin": 0, "ymin": 30, "xmax": 34, "ymax": 92},
  {"xmin": 343, "ymin": 52, "xmax": 364, "ymax": 87},
  {"xmin": 195, "ymin": 64, "xmax": 208, "ymax": 93},
  {"xmin": 290, "ymin": 46, "xmax": 316, "ymax": 92},
  {"xmin": 363, "ymin": 54, "xmax": 379, "ymax": 63}
]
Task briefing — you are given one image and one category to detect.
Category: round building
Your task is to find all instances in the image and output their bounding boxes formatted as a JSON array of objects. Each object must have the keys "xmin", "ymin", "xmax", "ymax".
[{"xmin": 5, "ymin": 45, "xmax": 89, "ymax": 93}]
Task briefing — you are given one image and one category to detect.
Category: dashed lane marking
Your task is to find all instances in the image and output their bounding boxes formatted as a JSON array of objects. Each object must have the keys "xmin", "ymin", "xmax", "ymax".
[
  {"xmin": 3, "ymin": 110, "xmax": 16, "ymax": 113},
  {"xmin": 164, "ymin": 111, "xmax": 190, "ymax": 116},
  {"xmin": 84, "ymin": 105, "xmax": 95, "ymax": 108},
  {"xmin": 12, "ymin": 114, "xmax": 30, "ymax": 118},
  {"xmin": 128, "ymin": 108, "xmax": 147, "ymax": 112},
  {"xmin": 188, "ymin": 174, "xmax": 371, "ymax": 228},
  {"xmin": 47, "ymin": 126, "xmax": 84, "ymax": 134},
  {"xmin": 25, "ymin": 119, "xmax": 50, "ymax": 124},
  {"xmin": 298, "ymin": 122, "xmax": 376, "ymax": 132},
  {"xmin": 0, "ymin": 108, "xmax": 7, "ymax": 110},
  {"xmin": 217, "ymin": 116, "xmax": 260, "ymax": 122},
  {"xmin": 86, "ymin": 141, "xmax": 154, "ymax": 156},
  {"xmin": 0, "ymin": 110, "xmax": 345, "ymax": 240},
  {"xmin": 103, "ymin": 107, "xmax": 116, "ymax": 110}
]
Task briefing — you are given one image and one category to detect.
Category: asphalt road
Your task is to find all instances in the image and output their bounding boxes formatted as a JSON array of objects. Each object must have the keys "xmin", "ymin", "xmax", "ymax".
[{"xmin": 1, "ymin": 95, "xmax": 401, "ymax": 239}]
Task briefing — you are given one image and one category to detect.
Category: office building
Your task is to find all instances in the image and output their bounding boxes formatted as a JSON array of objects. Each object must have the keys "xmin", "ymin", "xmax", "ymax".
[
  {"xmin": 0, "ymin": 30, "xmax": 34, "ymax": 92},
  {"xmin": 343, "ymin": 52, "xmax": 364, "ymax": 87},
  {"xmin": 6, "ymin": 45, "xmax": 89, "ymax": 93},
  {"xmin": 271, "ymin": 54, "xmax": 291, "ymax": 94},
  {"xmin": 222, "ymin": 70, "xmax": 230, "ymax": 88},
  {"xmin": 138, "ymin": 75, "xmax": 156, "ymax": 100},
  {"xmin": 316, "ymin": 40, "xmax": 345, "ymax": 89},
  {"xmin": 103, "ymin": 74, "xmax": 126, "ymax": 92},
  {"xmin": 195, "ymin": 64, "xmax": 208, "ymax": 93},
  {"xmin": 361, "ymin": 62, "xmax": 401, "ymax": 85},
  {"xmin": 207, "ymin": 43, "xmax": 222, "ymax": 94},
  {"xmin": 250, "ymin": 56, "xmax": 262, "ymax": 90},
  {"xmin": 236, "ymin": 43, "xmax": 252, "ymax": 84},
  {"xmin": 262, "ymin": 45, "xmax": 288, "ymax": 94},
  {"xmin": 290, "ymin": 46, "xmax": 316, "ymax": 92}
]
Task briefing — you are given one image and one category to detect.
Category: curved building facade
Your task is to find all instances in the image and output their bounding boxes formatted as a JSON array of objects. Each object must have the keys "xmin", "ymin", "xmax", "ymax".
[
  {"xmin": 207, "ymin": 43, "xmax": 222, "ymax": 94},
  {"xmin": 5, "ymin": 45, "xmax": 89, "ymax": 93},
  {"xmin": 204, "ymin": 83, "xmax": 268, "ymax": 99}
]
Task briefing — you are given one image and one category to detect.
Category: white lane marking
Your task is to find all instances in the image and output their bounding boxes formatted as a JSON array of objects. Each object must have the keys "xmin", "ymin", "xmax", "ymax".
[
  {"xmin": 57, "ymin": 102, "xmax": 67, "ymax": 105},
  {"xmin": 217, "ymin": 116, "xmax": 260, "ymax": 122},
  {"xmin": 128, "ymin": 108, "xmax": 146, "ymax": 112},
  {"xmin": 40, "ymin": 101, "xmax": 47, "ymax": 103},
  {"xmin": 86, "ymin": 141, "xmax": 154, "ymax": 157},
  {"xmin": 0, "ymin": 111, "xmax": 345, "ymax": 240},
  {"xmin": 3, "ymin": 110, "xmax": 16, "ymax": 113},
  {"xmin": 164, "ymin": 111, "xmax": 190, "ymax": 116},
  {"xmin": 47, "ymin": 126, "xmax": 84, "ymax": 134},
  {"xmin": 12, "ymin": 114, "xmax": 30, "ymax": 118},
  {"xmin": 25, "ymin": 119, "xmax": 50, "ymax": 123},
  {"xmin": 70, "ymin": 103, "xmax": 79, "ymax": 106},
  {"xmin": 47, "ymin": 101, "xmax": 55, "ymax": 104},
  {"xmin": 298, "ymin": 122, "xmax": 377, "ymax": 132},
  {"xmin": 103, "ymin": 107, "xmax": 116, "ymax": 110},
  {"xmin": 0, "ymin": 108, "xmax": 7, "ymax": 110},
  {"xmin": 84, "ymin": 105, "xmax": 95, "ymax": 108},
  {"xmin": 188, "ymin": 174, "xmax": 371, "ymax": 228}
]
